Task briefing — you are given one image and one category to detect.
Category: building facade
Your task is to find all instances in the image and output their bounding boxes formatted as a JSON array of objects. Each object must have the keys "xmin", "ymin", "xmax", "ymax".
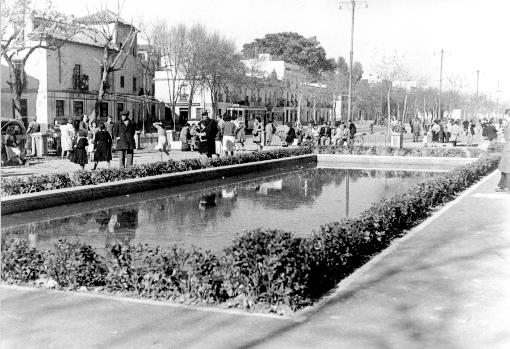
[
  {"xmin": 1, "ymin": 10, "xmax": 157, "ymax": 131},
  {"xmin": 154, "ymin": 53, "xmax": 334, "ymax": 129}
]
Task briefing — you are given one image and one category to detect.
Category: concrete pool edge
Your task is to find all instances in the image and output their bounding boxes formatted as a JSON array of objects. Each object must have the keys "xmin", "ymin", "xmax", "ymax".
[
  {"xmin": 317, "ymin": 154, "xmax": 476, "ymax": 166},
  {"xmin": 1, "ymin": 154, "xmax": 317, "ymax": 215},
  {"xmin": 1, "ymin": 154, "xmax": 475, "ymax": 215}
]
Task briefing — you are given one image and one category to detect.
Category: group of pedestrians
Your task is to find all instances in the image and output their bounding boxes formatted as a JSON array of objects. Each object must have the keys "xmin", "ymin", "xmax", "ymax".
[
  {"xmin": 296, "ymin": 120, "xmax": 357, "ymax": 147},
  {"xmin": 59, "ymin": 111, "xmax": 135, "ymax": 169}
]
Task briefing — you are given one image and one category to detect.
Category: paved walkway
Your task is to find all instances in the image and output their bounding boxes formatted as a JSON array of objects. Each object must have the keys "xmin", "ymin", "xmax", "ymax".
[
  {"xmin": 1, "ymin": 170, "xmax": 509, "ymax": 348},
  {"xmin": 0, "ymin": 139, "xmax": 272, "ymax": 178}
]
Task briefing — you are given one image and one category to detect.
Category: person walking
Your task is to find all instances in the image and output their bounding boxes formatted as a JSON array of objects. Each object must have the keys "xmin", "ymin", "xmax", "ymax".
[
  {"xmin": 496, "ymin": 110, "xmax": 510, "ymax": 192},
  {"xmin": 265, "ymin": 119, "xmax": 274, "ymax": 146},
  {"xmin": 252, "ymin": 117, "xmax": 264, "ymax": 151},
  {"xmin": 180, "ymin": 122, "xmax": 191, "ymax": 144},
  {"xmin": 412, "ymin": 117, "xmax": 421, "ymax": 142},
  {"xmin": 445, "ymin": 119, "xmax": 452, "ymax": 143},
  {"xmin": 79, "ymin": 115, "xmax": 89, "ymax": 133},
  {"xmin": 113, "ymin": 111, "xmax": 136, "ymax": 168},
  {"xmin": 285, "ymin": 122, "xmax": 296, "ymax": 147},
  {"xmin": 93, "ymin": 123, "xmax": 112, "ymax": 170},
  {"xmin": 60, "ymin": 118, "xmax": 75, "ymax": 160},
  {"xmin": 486, "ymin": 121, "xmax": 498, "ymax": 142},
  {"xmin": 72, "ymin": 130, "xmax": 89, "ymax": 169},
  {"xmin": 234, "ymin": 117, "xmax": 246, "ymax": 151},
  {"xmin": 153, "ymin": 121, "xmax": 170, "ymax": 160},
  {"xmin": 221, "ymin": 115, "xmax": 237, "ymax": 156},
  {"xmin": 202, "ymin": 111, "xmax": 218, "ymax": 158},
  {"xmin": 451, "ymin": 120, "xmax": 461, "ymax": 147},
  {"xmin": 26, "ymin": 116, "xmax": 41, "ymax": 155},
  {"xmin": 431, "ymin": 120, "xmax": 440, "ymax": 143}
]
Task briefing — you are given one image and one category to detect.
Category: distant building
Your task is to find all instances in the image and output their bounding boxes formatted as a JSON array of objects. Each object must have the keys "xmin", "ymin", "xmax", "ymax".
[
  {"xmin": 1, "ymin": 10, "xmax": 158, "ymax": 130},
  {"xmin": 154, "ymin": 53, "xmax": 334, "ymax": 128}
]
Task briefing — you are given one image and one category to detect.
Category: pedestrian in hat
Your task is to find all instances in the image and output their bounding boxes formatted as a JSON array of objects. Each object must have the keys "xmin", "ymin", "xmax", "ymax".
[
  {"xmin": 201, "ymin": 111, "xmax": 217, "ymax": 158},
  {"xmin": 113, "ymin": 111, "xmax": 136, "ymax": 168}
]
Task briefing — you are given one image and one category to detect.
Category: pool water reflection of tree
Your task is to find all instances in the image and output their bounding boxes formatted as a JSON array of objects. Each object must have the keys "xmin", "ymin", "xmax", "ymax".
[{"xmin": 2, "ymin": 169, "xmax": 440, "ymax": 252}]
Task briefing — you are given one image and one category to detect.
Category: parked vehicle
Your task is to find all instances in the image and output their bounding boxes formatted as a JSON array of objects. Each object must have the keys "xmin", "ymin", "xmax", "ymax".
[
  {"xmin": 1, "ymin": 118, "xmax": 27, "ymax": 165},
  {"xmin": 46, "ymin": 123, "xmax": 61, "ymax": 152}
]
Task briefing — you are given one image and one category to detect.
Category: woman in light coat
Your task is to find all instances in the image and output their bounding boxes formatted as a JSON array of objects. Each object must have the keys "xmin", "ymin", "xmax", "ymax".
[
  {"xmin": 496, "ymin": 111, "xmax": 510, "ymax": 192},
  {"xmin": 60, "ymin": 119, "xmax": 76, "ymax": 159}
]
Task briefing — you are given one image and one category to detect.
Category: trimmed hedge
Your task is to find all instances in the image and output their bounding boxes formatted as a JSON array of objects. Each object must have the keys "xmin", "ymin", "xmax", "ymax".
[
  {"xmin": 0, "ymin": 147, "xmax": 313, "ymax": 197},
  {"xmin": 2, "ymin": 147, "xmax": 501, "ymax": 314},
  {"xmin": 315, "ymin": 144, "xmax": 485, "ymax": 158}
]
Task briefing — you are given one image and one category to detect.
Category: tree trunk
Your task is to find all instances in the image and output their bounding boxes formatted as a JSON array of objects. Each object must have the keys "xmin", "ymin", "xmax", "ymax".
[{"xmin": 12, "ymin": 93, "xmax": 22, "ymax": 120}]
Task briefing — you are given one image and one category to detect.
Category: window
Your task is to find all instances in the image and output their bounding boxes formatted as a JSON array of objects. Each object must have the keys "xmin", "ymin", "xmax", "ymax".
[
  {"xmin": 73, "ymin": 101, "xmax": 84, "ymax": 116},
  {"xmin": 194, "ymin": 108, "xmax": 201, "ymax": 120},
  {"xmin": 132, "ymin": 77, "xmax": 137, "ymax": 92},
  {"xmin": 120, "ymin": 76, "xmax": 124, "ymax": 88},
  {"xmin": 56, "ymin": 100, "xmax": 65, "ymax": 117},
  {"xmin": 117, "ymin": 103, "xmax": 124, "ymax": 119},
  {"xmin": 100, "ymin": 102, "xmax": 109, "ymax": 118},
  {"xmin": 72, "ymin": 64, "xmax": 81, "ymax": 89}
]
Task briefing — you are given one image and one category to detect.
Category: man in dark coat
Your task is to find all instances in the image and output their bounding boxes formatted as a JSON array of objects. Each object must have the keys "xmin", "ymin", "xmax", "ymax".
[
  {"xmin": 113, "ymin": 111, "xmax": 136, "ymax": 167},
  {"xmin": 201, "ymin": 111, "xmax": 217, "ymax": 158}
]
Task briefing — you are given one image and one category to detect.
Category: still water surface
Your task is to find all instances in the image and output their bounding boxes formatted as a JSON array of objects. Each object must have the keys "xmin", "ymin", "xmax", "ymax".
[{"xmin": 2, "ymin": 168, "xmax": 440, "ymax": 252}]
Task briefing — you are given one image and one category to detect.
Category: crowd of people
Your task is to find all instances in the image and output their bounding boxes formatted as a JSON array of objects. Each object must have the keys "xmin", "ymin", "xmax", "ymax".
[
  {"xmin": 400, "ymin": 117, "xmax": 504, "ymax": 147},
  {"xmin": 59, "ymin": 111, "xmax": 134, "ymax": 169}
]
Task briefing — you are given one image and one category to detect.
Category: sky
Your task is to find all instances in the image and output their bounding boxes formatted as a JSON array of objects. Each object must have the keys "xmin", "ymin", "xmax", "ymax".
[{"xmin": 51, "ymin": 0, "xmax": 510, "ymax": 102}]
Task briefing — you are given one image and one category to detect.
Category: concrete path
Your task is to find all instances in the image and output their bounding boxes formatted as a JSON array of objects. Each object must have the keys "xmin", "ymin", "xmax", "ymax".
[
  {"xmin": 0, "ymin": 139, "xmax": 276, "ymax": 178},
  {"xmin": 1, "ymin": 171, "xmax": 509, "ymax": 349}
]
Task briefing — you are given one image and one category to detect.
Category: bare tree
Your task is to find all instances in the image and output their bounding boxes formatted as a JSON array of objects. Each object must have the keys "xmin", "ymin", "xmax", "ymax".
[
  {"xmin": 138, "ymin": 19, "xmax": 166, "ymax": 131},
  {"xmin": 156, "ymin": 22, "xmax": 186, "ymax": 131},
  {"xmin": 182, "ymin": 24, "xmax": 207, "ymax": 124},
  {"xmin": 77, "ymin": 4, "xmax": 139, "ymax": 119},
  {"xmin": 201, "ymin": 32, "xmax": 244, "ymax": 119},
  {"xmin": 1, "ymin": 0, "xmax": 79, "ymax": 120}
]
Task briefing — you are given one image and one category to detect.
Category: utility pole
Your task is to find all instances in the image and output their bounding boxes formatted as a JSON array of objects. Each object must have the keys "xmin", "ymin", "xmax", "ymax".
[
  {"xmin": 438, "ymin": 49, "xmax": 444, "ymax": 120},
  {"xmin": 476, "ymin": 70, "xmax": 480, "ymax": 97},
  {"xmin": 340, "ymin": 0, "xmax": 367, "ymax": 123},
  {"xmin": 347, "ymin": 0, "xmax": 355, "ymax": 124}
]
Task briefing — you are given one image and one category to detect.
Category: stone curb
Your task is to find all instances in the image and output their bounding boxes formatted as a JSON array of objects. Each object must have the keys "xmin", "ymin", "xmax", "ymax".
[
  {"xmin": 317, "ymin": 154, "xmax": 476, "ymax": 165},
  {"xmin": 1, "ymin": 155, "xmax": 317, "ymax": 215}
]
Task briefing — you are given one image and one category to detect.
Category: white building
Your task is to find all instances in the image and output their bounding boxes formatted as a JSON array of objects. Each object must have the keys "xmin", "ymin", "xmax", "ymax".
[
  {"xmin": 154, "ymin": 53, "xmax": 334, "ymax": 128},
  {"xmin": 1, "ymin": 10, "xmax": 156, "ymax": 130}
]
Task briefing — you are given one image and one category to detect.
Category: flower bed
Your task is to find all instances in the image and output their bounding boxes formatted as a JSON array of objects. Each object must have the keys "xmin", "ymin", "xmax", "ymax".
[
  {"xmin": 0, "ymin": 147, "xmax": 313, "ymax": 197},
  {"xmin": 314, "ymin": 144, "xmax": 486, "ymax": 158},
  {"xmin": 2, "ymin": 146, "xmax": 502, "ymax": 314}
]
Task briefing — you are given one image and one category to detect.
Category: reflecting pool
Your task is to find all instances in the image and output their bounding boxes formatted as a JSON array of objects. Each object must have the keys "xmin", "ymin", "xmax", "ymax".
[{"xmin": 2, "ymin": 168, "xmax": 441, "ymax": 252}]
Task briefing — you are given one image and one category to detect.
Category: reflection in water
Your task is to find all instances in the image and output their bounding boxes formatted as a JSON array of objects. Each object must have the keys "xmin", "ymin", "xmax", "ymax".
[{"xmin": 2, "ymin": 168, "xmax": 440, "ymax": 252}]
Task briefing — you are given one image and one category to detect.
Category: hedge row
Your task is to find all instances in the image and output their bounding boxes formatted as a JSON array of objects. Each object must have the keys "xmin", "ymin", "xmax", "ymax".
[
  {"xmin": 315, "ymin": 144, "xmax": 486, "ymax": 158},
  {"xmin": 0, "ymin": 147, "xmax": 313, "ymax": 197},
  {"xmin": 3, "ymin": 143, "xmax": 498, "ymax": 197},
  {"xmin": 1, "ymin": 150, "xmax": 501, "ymax": 314}
]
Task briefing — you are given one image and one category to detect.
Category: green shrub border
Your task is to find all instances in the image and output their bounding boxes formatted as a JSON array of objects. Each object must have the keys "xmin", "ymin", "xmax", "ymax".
[
  {"xmin": 1, "ymin": 147, "xmax": 312, "ymax": 197},
  {"xmin": 2, "ymin": 142, "xmax": 499, "ymax": 197},
  {"xmin": 1, "ymin": 144, "xmax": 503, "ymax": 314},
  {"xmin": 315, "ymin": 144, "xmax": 486, "ymax": 158}
]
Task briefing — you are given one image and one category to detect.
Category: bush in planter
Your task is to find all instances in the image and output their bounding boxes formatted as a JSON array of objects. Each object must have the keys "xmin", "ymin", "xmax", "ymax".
[
  {"xmin": 1, "ymin": 147, "xmax": 313, "ymax": 197},
  {"xmin": 1, "ymin": 149, "xmax": 500, "ymax": 311},
  {"xmin": 224, "ymin": 229, "xmax": 312, "ymax": 309},
  {"xmin": 1, "ymin": 239, "xmax": 45, "ymax": 283},
  {"xmin": 44, "ymin": 240, "xmax": 107, "ymax": 288}
]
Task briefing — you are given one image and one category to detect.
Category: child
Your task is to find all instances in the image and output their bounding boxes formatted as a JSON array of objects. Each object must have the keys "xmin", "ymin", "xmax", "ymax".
[
  {"xmin": 73, "ymin": 130, "xmax": 89, "ymax": 169},
  {"xmin": 87, "ymin": 131, "xmax": 95, "ymax": 162}
]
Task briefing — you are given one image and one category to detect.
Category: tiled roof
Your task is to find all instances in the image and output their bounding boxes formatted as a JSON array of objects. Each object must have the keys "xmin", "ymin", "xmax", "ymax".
[
  {"xmin": 31, "ymin": 17, "xmax": 109, "ymax": 48},
  {"xmin": 76, "ymin": 10, "xmax": 131, "ymax": 26}
]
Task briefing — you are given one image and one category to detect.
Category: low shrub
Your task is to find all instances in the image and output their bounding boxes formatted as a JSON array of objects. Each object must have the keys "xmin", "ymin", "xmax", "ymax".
[
  {"xmin": 1, "ymin": 147, "xmax": 313, "ymax": 197},
  {"xmin": 1, "ymin": 148, "xmax": 502, "ymax": 313},
  {"xmin": 314, "ymin": 144, "xmax": 485, "ymax": 158}
]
